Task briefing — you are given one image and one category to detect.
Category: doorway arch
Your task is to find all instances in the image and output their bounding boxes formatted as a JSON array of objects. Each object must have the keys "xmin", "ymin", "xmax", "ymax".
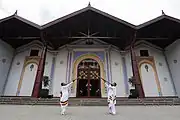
[
  {"xmin": 138, "ymin": 60, "xmax": 162, "ymax": 96},
  {"xmin": 77, "ymin": 58, "xmax": 101, "ymax": 97},
  {"xmin": 72, "ymin": 54, "xmax": 106, "ymax": 97}
]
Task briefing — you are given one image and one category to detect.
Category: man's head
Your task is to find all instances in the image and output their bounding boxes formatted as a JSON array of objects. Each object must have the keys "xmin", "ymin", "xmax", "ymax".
[
  {"xmin": 61, "ymin": 82, "xmax": 66, "ymax": 86},
  {"xmin": 111, "ymin": 82, "xmax": 117, "ymax": 87}
]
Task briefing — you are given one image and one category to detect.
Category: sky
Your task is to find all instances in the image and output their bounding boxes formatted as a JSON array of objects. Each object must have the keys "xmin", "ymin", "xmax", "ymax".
[{"xmin": 0, "ymin": 0, "xmax": 180, "ymax": 25}]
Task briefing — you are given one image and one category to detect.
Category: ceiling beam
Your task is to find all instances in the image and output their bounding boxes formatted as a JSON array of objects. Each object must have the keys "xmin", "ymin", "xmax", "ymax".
[
  {"xmin": 136, "ymin": 37, "xmax": 169, "ymax": 40},
  {"xmin": 1, "ymin": 37, "xmax": 40, "ymax": 40},
  {"xmin": 1, "ymin": 36, "xmax": 170, "ymax": 40}
]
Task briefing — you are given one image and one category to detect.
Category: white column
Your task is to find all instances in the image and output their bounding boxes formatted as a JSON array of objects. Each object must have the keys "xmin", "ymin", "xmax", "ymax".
[
  {"xmin": 49, "ymin": 52, "xmax": 57, "ymax": 95},
  {"xmin": 107, "ymin": 47, "xmax": 112, "ymax": 83},
  {"xmin": 121, "ymin": 52, "xmax": 129, "ymax": 95},
  {"xmin": 66, "ymin": 47, "xmax": 73, "ymax": 83}
]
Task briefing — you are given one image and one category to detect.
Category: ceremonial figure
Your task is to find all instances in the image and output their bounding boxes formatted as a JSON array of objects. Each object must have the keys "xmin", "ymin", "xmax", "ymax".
[
  {"xmin": 105, "ymin": 82, "xmax": 117, "ymax": 115},
  {"xmin": 60, "ymin": 79, "xmax": 76, "ymax": 115}
]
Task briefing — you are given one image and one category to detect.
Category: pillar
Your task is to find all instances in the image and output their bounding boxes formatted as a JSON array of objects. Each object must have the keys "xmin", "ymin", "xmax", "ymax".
[
  {"xmin": 49, "ymin": 52, "xmax": 57, "ymax": 95},
  {"xmin": 32, "ymin": 45, "xmax": 47, "ymax": 98},
  {"xmin": 121, "ymin": 52, "xmax": 129, "ymax": 95},
  {"xmin": 130, "ymin": 46, "xmax": 145, "ymax": 98}
]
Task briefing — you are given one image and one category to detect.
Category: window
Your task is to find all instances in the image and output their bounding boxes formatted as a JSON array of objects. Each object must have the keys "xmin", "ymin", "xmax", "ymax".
[
  {"xmin": 30, "ymin": 50, "xmax": 39, "ymax": 56},
  {"xmin": 140, "ymin": 50, "xmax": 149, "ymax": 57}
]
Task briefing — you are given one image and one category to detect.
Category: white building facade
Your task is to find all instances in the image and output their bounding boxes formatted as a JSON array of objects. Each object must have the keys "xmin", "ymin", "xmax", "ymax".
[{"xmin": 0, "ymin": 5, "xmax": 179, "ymax": 98}]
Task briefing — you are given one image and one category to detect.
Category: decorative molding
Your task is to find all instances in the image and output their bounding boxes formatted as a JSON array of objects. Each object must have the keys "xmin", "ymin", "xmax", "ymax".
[
  {"xmin": 1, "ymin": 58, "xmax": 6, "ymax": 63},
  {"xmin": 30, "ymin": 64, "xmax": 34, "ymax": 71},
  {"xmin": 60, "ymin": 61, "xmax": 64, "ymax": 64},
  {"xmin": 114, "ymin": 62, "xmax": 119, "ymax": 66},
  {"xmin": 58, "ymin": 38, "xmax": 119, "ymax": 51},
  {"xmin": 164, "ymin": 77, "xmax": 168, "ymax": 82},
  {"xmin": 15, "ymin": 40, "xmax": 58, "ymax": 55},
  {"xmin": 173, "ymin": 60, "xmax": 177, "ymax": 64},
  {"xmin": 144, "ymin": 64, "xmax": 149, "ymax": 72},
  {"xmin": 125, "ymin": 40, "xmax": 163, "ymax": 51},
  {"xmin": 159, "ymin": 62, "xmax": 163, "ymax": 66},
  {"xmin": 16, "ymin": 62, "xmax": 20, "ymax": 65},
  {"xmin": 72, "ymin": 53, "xmax": 106, "ymax": 96}
]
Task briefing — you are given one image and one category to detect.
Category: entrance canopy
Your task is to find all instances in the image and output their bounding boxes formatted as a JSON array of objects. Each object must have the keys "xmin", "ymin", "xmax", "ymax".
[{"xmin": 1, "ymin": 4, "xmax": 180, "ymax": 49}]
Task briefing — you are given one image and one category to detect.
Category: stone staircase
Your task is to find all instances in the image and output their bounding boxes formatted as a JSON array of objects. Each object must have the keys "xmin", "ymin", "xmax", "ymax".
[{"xmin": 0, "ymin": 97, "xmax": 180, "ymax": 106}]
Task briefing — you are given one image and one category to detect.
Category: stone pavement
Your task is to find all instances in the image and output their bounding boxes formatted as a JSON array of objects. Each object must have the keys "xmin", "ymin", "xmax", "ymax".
[{"xmin": 0, "ymin": 105, "xmax": 180, "ymax": 120}]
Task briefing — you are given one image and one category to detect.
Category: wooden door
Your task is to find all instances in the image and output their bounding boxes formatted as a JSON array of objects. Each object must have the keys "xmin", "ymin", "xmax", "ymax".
[{"xmin": 77, "ymin": 58, "xmax": 101, "ymax": 97}]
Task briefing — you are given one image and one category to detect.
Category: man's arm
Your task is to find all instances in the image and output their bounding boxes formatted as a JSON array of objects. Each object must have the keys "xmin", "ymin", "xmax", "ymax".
[
  {"xmin": 105, "ymin": 82, "xmax": 113, "ymax": 88},
  {"xmin": 113, "ymin": 88, "xmax": 117, "ymax": 100},
  {"xmin": 104, "ymin": 82, "xmax": 109, "ymax": 88},
  {"xmin": 65, "ymin": 79, "xmax": 76, "ymax": 88},
  {"xmin": 65, "ymin": 82, "xmax": 73, "ymax": 88}
]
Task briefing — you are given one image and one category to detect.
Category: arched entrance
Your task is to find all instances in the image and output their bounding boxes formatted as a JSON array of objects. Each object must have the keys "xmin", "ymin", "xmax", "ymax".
[
  {"xmin": 77, "ymin": 58, "xmax": 101, "ymax": 97},
  {"xmin": 138, "ymin": 59, "xmax": 162, "ymax": 97}
]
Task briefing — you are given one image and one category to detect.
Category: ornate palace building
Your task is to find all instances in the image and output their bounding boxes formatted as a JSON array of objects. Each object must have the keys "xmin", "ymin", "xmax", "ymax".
[{"xmin": 0, "ymin": 4, "xmax": 180, "ymax": 98}]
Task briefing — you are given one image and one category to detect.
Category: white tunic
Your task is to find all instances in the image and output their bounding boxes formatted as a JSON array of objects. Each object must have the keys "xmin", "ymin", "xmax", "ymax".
[
  {"xmin": 60, "ymin": 82, "xmax": 73, "ymax": 102},
  {"xmin": 105, "ymin": 83, "xmax": 116, "ymax": 104}
]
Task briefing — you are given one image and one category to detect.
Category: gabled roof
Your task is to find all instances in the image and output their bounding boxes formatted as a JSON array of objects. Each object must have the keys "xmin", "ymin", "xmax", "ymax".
[
  {"xmin": 137, "ymin": 14, "xmax": 180, "ymax": 29},
  {"xmin": 136, "ymin": 13, "xmax": 180, "ymax": 48},
  {"xmin": 1, "ymin": 5, "xmax": 180, "ymax": 49},
  {"xmin": 0, "ymin": 13, "xmax": 41, "ymax": 48},
  {"xmin": 0, "ymin": 14, "xmax": 41, "ymax": 29},
  {"xmin": 42, "ymin": 5, "xmax": 135, "ymax": 29}
]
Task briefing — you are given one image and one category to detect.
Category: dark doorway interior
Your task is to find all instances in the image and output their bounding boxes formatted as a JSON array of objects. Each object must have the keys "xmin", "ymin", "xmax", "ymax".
[{"xmin": 77, "ymin": 58, "xmax": 101, "ymax": 97}]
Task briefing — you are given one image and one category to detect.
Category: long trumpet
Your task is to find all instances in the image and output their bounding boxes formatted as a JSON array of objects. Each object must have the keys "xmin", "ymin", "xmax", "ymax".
[{"xmin": 92, "ymin": 72, "xmax": 112, "ymax": 85}]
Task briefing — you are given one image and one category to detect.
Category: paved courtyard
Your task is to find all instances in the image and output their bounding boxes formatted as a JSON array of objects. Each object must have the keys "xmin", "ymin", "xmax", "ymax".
[{"xmin": 0, "ymin": 105, "xmax": 180, "ymax": 120}]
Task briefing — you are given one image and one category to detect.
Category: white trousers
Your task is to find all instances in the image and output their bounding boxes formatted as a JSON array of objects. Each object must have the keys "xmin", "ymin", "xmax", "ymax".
[
  {"xmin": 60, "ymin": 104, "xmax": 68, "ymax": 115},
  {"xmin": 108, "ymin": 103, "xmax": 116, "ymax": 115},
  {"xmin": 61, "ymin": 105, "xmax": 66, "ymax": 115}
]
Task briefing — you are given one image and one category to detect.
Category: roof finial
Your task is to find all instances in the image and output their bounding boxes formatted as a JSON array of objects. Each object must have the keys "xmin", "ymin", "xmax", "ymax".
[
  {"xmin": 88, "ymin": 2, "xmax": 91, "ymax": 7},
  {"xmin": 162, "ymin": 10, "xmax": 165, "ymax": 15},
  {"xmin": 14, "ymin": 10, "xmax": 18, "ymax": 15}
]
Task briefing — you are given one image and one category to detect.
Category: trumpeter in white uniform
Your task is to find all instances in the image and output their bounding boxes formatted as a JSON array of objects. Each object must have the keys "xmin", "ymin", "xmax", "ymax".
[
  {"xmin": 60, "ymin": 80, "xmax": 75, "ymax": 115},
  {"xmin": 105, "ymin": 82, "xmax": 117, "ymax": 115}
]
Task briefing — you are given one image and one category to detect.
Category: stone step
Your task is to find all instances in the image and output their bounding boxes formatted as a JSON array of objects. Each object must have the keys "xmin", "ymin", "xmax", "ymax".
[
  {"xmin": 0, "ymin": 97, "xmax": 180, "ymax": 106},
  {"xmin": 0, "ymin": 99, "xmax": 176, "ymax": 101}
]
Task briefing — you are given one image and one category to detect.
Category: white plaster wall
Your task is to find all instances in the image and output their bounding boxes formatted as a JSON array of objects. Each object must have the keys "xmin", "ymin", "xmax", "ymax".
[
  {"xmin": 110, "ymin": 49, "xmax": 126, "ymax": 97},
  {"xmin": 0, "ymin": 39, "xmax": 14, "ymax": 95},
  {"xmin": 165, "ymin": 39, "xmax": 180, "ymax": 97},
  {"xmin": 134, "ymin": 44, "xmax": 175, "ymax": 96},
  {"xmin": 53, "ymin": 49, "xmax": 68, "ymax": 97},
  {"xmin": 4, "ymin": 45, "xmax": 42, "ymax": 96},
  {"xmin": 19, "ymin": 63, "xmax": 38, "ymax": 96},
  {"xmin": 140, "ymin": 63, "xmax": 159, "ymax": 96},
  {"xmin": 4, "ymin": 50, "xmax": 29, "ymax": 96}
]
